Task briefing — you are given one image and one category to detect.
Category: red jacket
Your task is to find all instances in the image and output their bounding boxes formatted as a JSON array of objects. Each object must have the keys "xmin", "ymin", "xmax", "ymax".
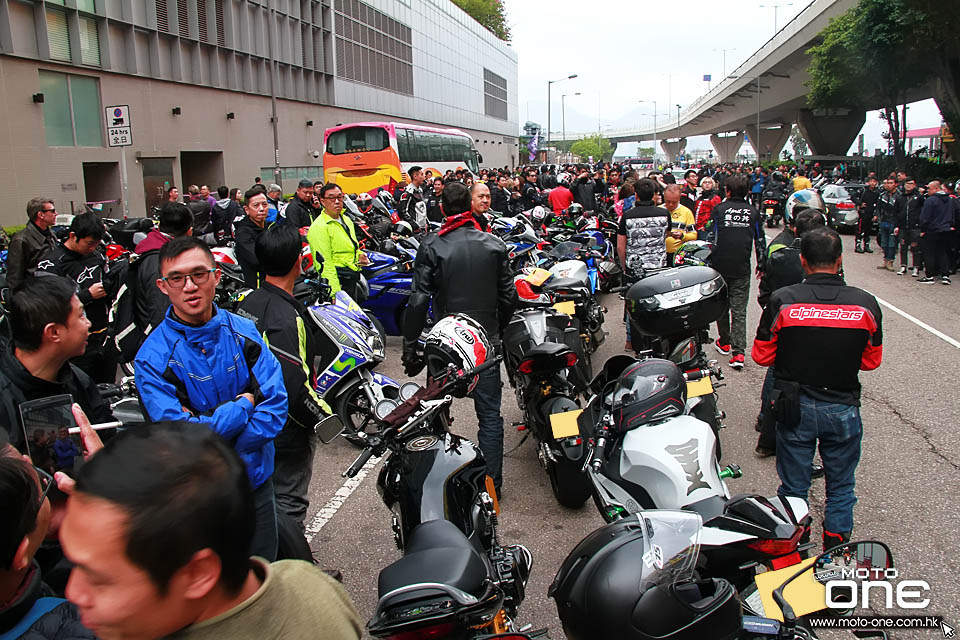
[
  {"xmin": 549, "ymin": 186, "xmax": 574, "ymax": 215},
  {"xmin": 694, "ymin": 192, "xmax": 721, "ymax": 230}
]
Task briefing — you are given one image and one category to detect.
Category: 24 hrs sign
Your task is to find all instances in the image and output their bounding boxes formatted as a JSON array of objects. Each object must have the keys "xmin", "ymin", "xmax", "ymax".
[{"xmin": 105, "ymin": 105, "xmax": 132, "ymax": 147}]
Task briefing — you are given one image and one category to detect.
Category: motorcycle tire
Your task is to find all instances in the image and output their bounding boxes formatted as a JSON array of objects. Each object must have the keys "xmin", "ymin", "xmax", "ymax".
[
  {"xmin": 335, "ymin": 377, "xmax": 395, "ymax": 448},
  {"xmin": 691, "ymin": 394, "xmax": 723, "ymax": 461},
  {"xmin": 548, "ymin": 456, "xmax": 592, "ymax": 509}
]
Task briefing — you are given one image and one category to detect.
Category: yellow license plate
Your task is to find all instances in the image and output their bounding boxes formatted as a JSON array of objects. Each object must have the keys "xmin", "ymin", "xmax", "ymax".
[
  {"xmin": 549, "ymin": 409, "xmax": 583, "ymax": 438},
  {"xmin": 553, "ymin": 300, "xmax": 576, "ymax": 316},
  {"xmin": 766, "ymin": 208, "xmax": 774, "ymax": 215},
  {"xmin": 686, "ymin": 376, "xmax": 713, "ymax": 398}
]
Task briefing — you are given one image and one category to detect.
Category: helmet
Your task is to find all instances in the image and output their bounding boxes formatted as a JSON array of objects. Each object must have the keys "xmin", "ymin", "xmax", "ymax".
[
  {"xmin": 390, "ymin": 220, "xmax": 413, "ymax": 237},
  {"xmin": 673, "ymin": 240, "xmax": 714, "ymax": 267},
  {"xmin": 550, "ymin": 512, "xmax": 741, "ymax": 640},
  {"xmin": 567, "ymin": 203, "xmax": 584, "ymax": 218},
  {"xmin": 529, "ymin": 205, "xmax": 548, "ymax": 223},
  {"xmin": 609, "ymin": 359, "xmax": 686, "ymax": 433},
  {"xmin": 422, "ymin": 314, "xmax": 493, "ymax": 397},
  {"xmin": 356, "ymin": 192, "xmax": 373, "ymax": 214},
  {"xmin": 785, "ymin": 189, "xmax": 825, "ymax": 224},
  {"xmin": 557, "ymin": 172, "xmax": 572, "ymax": 187},
  {"xmin": 378, "ymin": 190, "xmax": 395, "ymax": 207}
]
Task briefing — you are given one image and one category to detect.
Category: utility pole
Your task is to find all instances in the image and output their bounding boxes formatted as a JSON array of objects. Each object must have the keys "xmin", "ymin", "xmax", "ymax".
[{"xmin": 266, "ymin": 0, "xmax": 281, "ymax": 188}]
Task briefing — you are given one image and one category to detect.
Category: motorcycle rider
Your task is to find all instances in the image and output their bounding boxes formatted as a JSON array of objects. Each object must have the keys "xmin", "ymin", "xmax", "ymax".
[
  {"xmin": 238, "ymin": 224, "xmax": 332, "ymax": 535},
  {"xmin": 694, "ymin": 177, "xmax": 722, "ymax": 236},
  {"xmin": 680, "ymin": 170, "xmax": 698, "ymax": 212},
  {"xmin": 752, "ymin": 226, "xmax": 883, "ymax": 551},
  {"xmin": 134, "ymin": 203, "xmax": 195, "ymax": 335},
  {"xmin": 548, "ymin": 175, "xmax": 574, "ymax": 216},
  {"xmin": 875, "ymin": 177, "xmax": 905, "ymax": 272},
  {"xmin": 35, "ymin": 213, "xmax": 118, "ymax": 383},
  {"xmin": 397, "ymin": 166, "xmax": 427, "ymax": 231},
  {"xmin": 855, "ymin": 175, "xmax": 879, "ymax": 253},
  {"xmin": 918, "ymin": 180, "xmax": 956, "ymax": 284},
  {"xmin": 663, "ymin": 184, "xmax": 697, "ymax": 266},
  {"xmin": 234, "ymin": 189, "xmax": 278, "ymax": 288},
  {"xmin": 6, "ymin": 197, "xmax": 58, "ymax": 290},
  {"xmin": 896, "ymin": 177, "xmax": 924, "ymax": 276},
  {"xmin": 211, "ymin": 185, "xmax": 241, "ymax": 244},
  {"xmin": 489, "ymin": 174, "xmax": 510, "ymax": 214},
  {"xmin": 134, "ymin": 236, "xmax": 288, "ymax": 561},
  {"xmin": 285, "ymin": 179, "xmax": 323, "ymax": 229},
  {"xmin": 402, "ymin": 181, "xmax": 517, "ymax": 498},
  {"xmin": 518, "ymin": 167, "xmax": 544, "ymax": 211},
  {"xmin": 571, "ymin": 166, "xmax": 597, "ymax": 212},
  {"xmin": 426, "ymin": 177, "xmax": 444, "ymax": 223},
  {"xmin": 750, "ymin": 166, "xmax": 767, "ymax": 208},
  {"xmin": 185, "ymin": 185, "xmax": 213, "ymax": 237}
]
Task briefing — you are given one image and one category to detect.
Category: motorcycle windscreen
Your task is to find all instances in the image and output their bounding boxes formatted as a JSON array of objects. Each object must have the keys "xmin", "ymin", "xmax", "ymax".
[{"xmin": 636, "ymin": 510, "xmax": 702, "ymax": 592}]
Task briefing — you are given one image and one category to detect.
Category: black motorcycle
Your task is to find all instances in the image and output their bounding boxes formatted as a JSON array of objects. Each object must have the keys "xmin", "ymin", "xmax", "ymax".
[
  {"xmin": 761, "ymin": 183, "xmax": 789, "ymax": 228},
  {"xmin": 342, "ymin": 358, "xmax": 531, "ymax": 639},
  {"xmin": 502, "ymin": 304, "xmax": 592, "ymax": 508}
]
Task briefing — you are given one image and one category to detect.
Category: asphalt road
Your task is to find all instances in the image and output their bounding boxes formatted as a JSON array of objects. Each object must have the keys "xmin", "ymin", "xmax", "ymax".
[{"xmin": 301, "ymin": 230, "xmax": 959, "ymax": 639}]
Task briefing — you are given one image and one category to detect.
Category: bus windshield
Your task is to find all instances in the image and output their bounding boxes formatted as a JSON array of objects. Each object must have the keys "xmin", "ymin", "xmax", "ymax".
[{"xmin": 326, "ymin": 126, "xmax": 390, "ymax": 154}]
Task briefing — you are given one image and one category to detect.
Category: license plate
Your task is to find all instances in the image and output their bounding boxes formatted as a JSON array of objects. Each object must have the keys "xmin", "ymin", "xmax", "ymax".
[
  {"xmin": 553, "ymin": 300, "xmax": 576, "ymax": 315},
  {"xmin": 765, "ymin": 208, "xmax": 774, "ymax": 215},
  {"xmin": 686, "ymin": 376, "xmax": 713, "ymax": 397},
  {"xmin": 549, "ymin": 409, "xmax": 583, "ymax": 438}
]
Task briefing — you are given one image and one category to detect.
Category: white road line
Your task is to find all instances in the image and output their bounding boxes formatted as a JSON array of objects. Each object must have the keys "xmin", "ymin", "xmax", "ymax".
[
  {"xmin": 763, "ymin": 232, "xmax": 960, "ymax": 350},
  {"xmin": 304, "ymin": 455, "xmax": 381, "ymax": 543}
]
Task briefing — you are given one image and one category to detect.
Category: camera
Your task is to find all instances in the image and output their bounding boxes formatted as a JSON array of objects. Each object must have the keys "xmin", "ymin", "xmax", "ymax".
[{"xmin": 310, "ymin": 150, "xmax": 321, "ymax": 159}]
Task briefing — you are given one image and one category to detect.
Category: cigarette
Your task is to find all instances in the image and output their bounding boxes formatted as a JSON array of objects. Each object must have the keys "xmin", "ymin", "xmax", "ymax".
[{"xmin": 67, "ymin": 421, "xmax": 123, "ymax": 434}]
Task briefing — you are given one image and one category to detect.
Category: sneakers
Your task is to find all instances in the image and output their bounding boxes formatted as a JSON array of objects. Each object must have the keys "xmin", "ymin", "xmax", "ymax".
[
  {"xmin": 885, "ymin": 260, "xmax": 896, "ymax": 272},
  {"xmin": 729, "ymin": 354, "xmax": 744, "ymax": 370},
  {"xmin": 897, "ymin": 266, "xmax": 907, "ymax": 275},
  {"xmin": 754, "ymin": 446, "xmax": 775, "ymax": 458},
  {"xmin": 715, "ymin": 342, "xmax": 731, "ymax": 356},
  {"xmin": 854, "ymin": 243, "xmax": 864, "ymax": 254},
  {"xmin": 943, "ymin": 276, "xmax": 952, "ymax": 285},
  {"xmin": 918, "ymin": 276, "xmax": 936, "ymax": 284},
  {"xmin": 911, "ymin": 267, "xmax": 920, "ymax": 277},
  {"xmin": 863, "ymin": 244, "xmax": 874, "ymax": 253}
]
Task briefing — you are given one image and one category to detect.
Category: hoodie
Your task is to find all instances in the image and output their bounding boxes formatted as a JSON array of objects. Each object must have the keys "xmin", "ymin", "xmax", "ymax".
[
  {"xmin": 212, "ymin": 197, "xmax": 242, "ymax": 242},
  {"xmin": 919, "ymin": 191, "xmax": 955, "ymax": 234}
]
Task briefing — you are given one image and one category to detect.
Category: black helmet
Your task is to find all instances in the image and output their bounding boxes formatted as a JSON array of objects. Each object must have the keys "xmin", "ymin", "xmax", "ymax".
[
  {"xmin": 673, "ymin": 240, "xmax": 714, "ymax": 267},
  {"xmin": 609, "ymin": 359, "xmax": 685, "ymax": 433},
  {"xmin": 550, "ymin": 512, "xmax": 741, "ymax": 640},
  {"xmin": 567, "ymin": 203, "xmax": 585, "ymax": 218}
]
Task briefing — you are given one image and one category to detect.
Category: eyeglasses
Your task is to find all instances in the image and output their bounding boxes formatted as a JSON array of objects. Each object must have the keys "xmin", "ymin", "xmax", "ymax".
[
  {"xmin": 33, "ymin": 465, "xmax": 53, "ymax": 504},
  {"xmin": 161, "ymin": 268, "xmax": 216, "ymax": 288},
  {"xmin": 323, "ymin": 195, "xmax": 345, "ymax": 201}
]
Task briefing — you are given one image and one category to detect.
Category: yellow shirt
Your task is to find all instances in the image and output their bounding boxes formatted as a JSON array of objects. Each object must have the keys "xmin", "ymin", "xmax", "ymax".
[
  {"xmin": 792, "ymin": 176, "xmax": 812, "ymax": 192},
  {"xmin": 665, "ymin": 205, "xmax": 697, "ymax": 254}
]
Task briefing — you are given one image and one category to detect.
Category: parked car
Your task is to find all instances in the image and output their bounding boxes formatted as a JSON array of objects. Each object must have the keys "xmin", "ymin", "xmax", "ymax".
[{"xmin": 820, "ymin": 183, "xmax": 864, "ymax": 232}]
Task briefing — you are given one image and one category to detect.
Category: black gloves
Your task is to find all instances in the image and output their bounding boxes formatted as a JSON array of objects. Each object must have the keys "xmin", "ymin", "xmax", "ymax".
[{"xmin": 402, "ymin": 343, "xmax": 425, "ymax": 377}]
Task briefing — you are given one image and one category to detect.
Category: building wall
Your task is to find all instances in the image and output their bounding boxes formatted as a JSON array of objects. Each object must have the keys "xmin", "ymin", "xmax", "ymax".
[{"xmin": 0, "ymin": 0, "xmax": 518, "ymax": 226}]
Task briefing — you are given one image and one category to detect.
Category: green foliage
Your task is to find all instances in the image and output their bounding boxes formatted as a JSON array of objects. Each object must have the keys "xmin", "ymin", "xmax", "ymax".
[
  {"xmin": 3, "ymin": 225, "xmax": 25, "ymax": 237},
  {"xmin": 570, "ymin": 135, "xmax": 613, "ymax": 162},
  {"xmin": 451, "ymin": 0, "xmax": 511, "ymax": 42}
]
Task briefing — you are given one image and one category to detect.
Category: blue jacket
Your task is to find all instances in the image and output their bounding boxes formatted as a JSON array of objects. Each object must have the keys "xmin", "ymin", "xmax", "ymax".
[
  {"xmin": 134, "ymin": 305, "xmax": 288, "ymax": 488},
  {"xmin": 750, "ymin": 173, "xmax": 767, "ymax": 193},
  {"xmin": 919, "ymin": 191, "xmax": 954, "ymax": 234}
]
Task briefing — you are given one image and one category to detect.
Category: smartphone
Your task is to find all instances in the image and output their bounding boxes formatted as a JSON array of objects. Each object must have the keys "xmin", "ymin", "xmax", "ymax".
[{"xmin": 18, "ymin": 394, "xmax": 82, "ymax": 473}]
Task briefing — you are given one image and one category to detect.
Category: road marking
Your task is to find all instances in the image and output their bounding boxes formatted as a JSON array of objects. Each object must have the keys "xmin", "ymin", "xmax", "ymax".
[
  {"xmin": 304, "ymin": 455, "xmax": 381, "ymax": 543},
  {"xmin": 763, "ymin": 232, "xmax": 960, "ymax": 350}
]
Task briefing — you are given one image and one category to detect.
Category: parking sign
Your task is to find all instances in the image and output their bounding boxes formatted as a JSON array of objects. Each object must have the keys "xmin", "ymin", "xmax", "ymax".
[{"xmin": 105, "ymin": 105, "xmax": 132, "ymax": 147}]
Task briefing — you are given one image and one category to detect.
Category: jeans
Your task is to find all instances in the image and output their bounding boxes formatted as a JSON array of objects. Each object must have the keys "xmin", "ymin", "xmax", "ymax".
[
  {"xmin": 716, "ymin": 275, "xmax": 750, "ymax": 356},
  {"xmin": 471, "ymin": 355, "xmax": 504, "ymax": 490},
  {"xmin": 877, "ymin": 221, "xmax": 898, "ymax": 261},
  {"xmin": 273, "ymin": 424, "xmax": 318, "ymax": 529},
  {"xmin": 776, "ymin": 396, "xmax": 862, "ymax": 534},
  {"xmin": 251, "ymin": 477, "xmax": 279, "ymax": 561},
  {"xmin": 922, "ymin": 231, "xmax": 952, "ymax": 278}
]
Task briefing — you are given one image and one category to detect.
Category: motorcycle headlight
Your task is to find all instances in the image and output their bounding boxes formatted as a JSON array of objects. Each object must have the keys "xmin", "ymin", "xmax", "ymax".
[
  {"xmin": 366, "ymin": 330, "xmax": 385, "ymax": 358},
  {"xmin": 700, "ymin": 277, "xmax": 722, "ymax": 296}
]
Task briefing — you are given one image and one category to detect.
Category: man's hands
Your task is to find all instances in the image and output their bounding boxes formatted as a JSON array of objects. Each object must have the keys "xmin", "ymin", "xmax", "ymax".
[
  {"xmin": 88, "ymin": 282, "xmax": 106, "ymax": 299},
  {"xmin": 237, "ymin": 392, "xmax": 256, "ymax": 406},
  {"xmin": 402, "ymin": 344, "xmax": 425, "ymax": 377},
  {"xmin": 54, "ymin": 404, "xmax": 104, "ymax": 494},
  {"xmin": 670, "ymin": 229, "xmax": 684, "ymax": 239}
]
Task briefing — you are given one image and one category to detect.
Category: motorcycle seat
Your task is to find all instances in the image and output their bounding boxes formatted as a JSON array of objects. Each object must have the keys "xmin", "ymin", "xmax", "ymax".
[
  {"xmin": 524, "ymin": 341, "xmax": 570, "ymax": 358},
  {"xmin": 542, "ymin": 277, "xmax": 584, "ymax": 292},
  {"xmin": 377, "ymin": 519, "xmax": 488, "ymax": 600}
]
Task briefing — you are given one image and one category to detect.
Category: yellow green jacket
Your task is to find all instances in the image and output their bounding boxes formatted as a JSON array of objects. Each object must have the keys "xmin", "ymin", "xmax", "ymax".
[{"xmin": 306, "ymin": 210, "xmax": 362, "ymax": 294}]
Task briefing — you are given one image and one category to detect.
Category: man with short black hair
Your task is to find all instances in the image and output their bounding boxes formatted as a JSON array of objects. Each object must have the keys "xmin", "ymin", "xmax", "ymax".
[
  {"xmin": 60, "ymin": 422, "xmax": 362, "ymax": 639},
  {"xmin": 753, "ymin": 226, "xmax": 882, "ymax": 551},
  {"xmin": 284, "ymin": 179, "xmax": 321, "ymax": 229},
  {"xmin": 134, "ymin": 237, "xmax": 288, "ymax": 560},
  {"xmin": 238, "ymin": 225, "xmax": 331, "ymax": 533},
  {"xmin": 7, "ymin": 197, "xmax": 58, "ymax": 290},
  {"xmin": 186, "ymin": 185, "xmax": 213, "ymax": 236},
  {"xmin": 235, "ymin": 189, "xmax": 277, "ymax": 288},
  {"xmin": 212, "ymin": 185, "xmax": 241, "ymax": 244},
  {"xmin": 518, "ymin": 167, "xmax": 544, "ymax": 211},
  {"xmin": 397, "ymin": 166, "xmax": 427, "ymax": 230},
  {"xmin": 403, "ymin": 182, "xmax": 517, "ymax": 496},
  {"xmin": 0, "ymin": 277, "xmax": 114, "ymax": 452}
]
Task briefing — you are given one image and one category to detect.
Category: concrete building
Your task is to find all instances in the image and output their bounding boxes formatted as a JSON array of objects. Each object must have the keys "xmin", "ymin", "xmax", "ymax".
[{"xmin": 0, "ymin": 0, "xmax": 518, "ymax": 225}]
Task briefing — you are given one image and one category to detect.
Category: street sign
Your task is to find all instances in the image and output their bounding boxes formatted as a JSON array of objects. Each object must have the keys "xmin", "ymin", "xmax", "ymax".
[{"xmin": 105, "ymin": 105, "xmax": 132, "ymax": 147}]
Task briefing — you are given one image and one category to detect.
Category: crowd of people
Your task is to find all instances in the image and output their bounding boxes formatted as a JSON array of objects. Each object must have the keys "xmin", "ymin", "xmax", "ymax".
[{"xmin": 0, "ymin": 154, "xmax": 955, "ymax": 639}]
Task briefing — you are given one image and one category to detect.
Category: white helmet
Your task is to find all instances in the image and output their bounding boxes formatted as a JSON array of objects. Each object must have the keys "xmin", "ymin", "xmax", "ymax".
[{"xmin": 422, "ymin": 314, "xmax": 493, "ymax": 397}]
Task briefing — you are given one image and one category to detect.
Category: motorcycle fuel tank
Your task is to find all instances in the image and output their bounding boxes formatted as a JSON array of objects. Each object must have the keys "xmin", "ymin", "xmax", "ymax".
[{"xmin": 549, "ymin": 260, "xmax": 589, "ymax": 288}]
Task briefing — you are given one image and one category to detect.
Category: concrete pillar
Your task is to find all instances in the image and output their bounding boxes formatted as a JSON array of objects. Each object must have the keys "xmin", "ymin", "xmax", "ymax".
[
  {"xmin": 744, "ymin": 123, "xmax": 790, "ymax": 163},
  {"xmin": 710, "ymin": 132, "xmax": 745, "ymax": 164},
  {"xmin": 796, "ymin": 109, "xmax": 866, "ymax": 156},
  {"xmin": 660, "ymin": 138, "xmax": 687, "ymax": 164}
]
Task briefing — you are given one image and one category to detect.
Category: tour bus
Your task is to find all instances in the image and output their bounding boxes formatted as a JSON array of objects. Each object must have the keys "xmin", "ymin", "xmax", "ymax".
[{"xmin": 323, "ymin": 122, "xmax": 481, "ymax": 195}]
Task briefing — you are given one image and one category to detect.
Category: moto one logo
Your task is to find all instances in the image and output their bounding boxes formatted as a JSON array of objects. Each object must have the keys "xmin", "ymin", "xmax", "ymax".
[
  {"xmin": 788, "ymin": 306, "xmax": 864, "ymax": 322},
  {"xmin": 664, "ymin": 439, "xmax": 710, "ymax": 495}
]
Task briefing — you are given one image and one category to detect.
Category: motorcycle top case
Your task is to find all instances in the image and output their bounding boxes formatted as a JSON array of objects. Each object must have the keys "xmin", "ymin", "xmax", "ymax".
[{"xmin": 626, "ymin": 265, "xmax": 727, "ymax": 337}]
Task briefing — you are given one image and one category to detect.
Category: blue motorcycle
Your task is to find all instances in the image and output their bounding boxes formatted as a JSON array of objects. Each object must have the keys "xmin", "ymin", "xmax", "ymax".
[{"xmin": 308, "ymin": 289, "xmax": 400, "ymax": 446}]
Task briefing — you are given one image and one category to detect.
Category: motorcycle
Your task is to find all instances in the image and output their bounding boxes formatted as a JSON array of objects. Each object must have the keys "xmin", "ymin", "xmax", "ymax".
[
  {"xmin": 539, "ymin": 242, "xmax": 606, "ymax": 355},
  {"xmin": 360, "ymin": 249, "xmax": 417, "ymax": 337},
  {"xmin": 578, "ymin": 355, "xmax": 812, "ymax": 592},
  {"xmin": 501, "ymin": 298, "xmax": 592, "ymax": 508},
  {"xmin": 308, "ymin": 289, "xmax": 400, "ymax": 445},
  {"xmin": 342, "ymin": 357, "xmax": 531, "ymax": 639},
  {"xmin": 761, "ymin": 184, "xmax": 789, "ymax": 228}
]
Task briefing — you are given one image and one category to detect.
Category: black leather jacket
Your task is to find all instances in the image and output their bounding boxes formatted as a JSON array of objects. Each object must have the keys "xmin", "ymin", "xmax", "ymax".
[
  {"xmin": 403, "ymin": 226, "xmax": 518, "ymax": 347},
  {"xmin": 6, "ymin": 222, "xmax": 56, "ymax": 290}
]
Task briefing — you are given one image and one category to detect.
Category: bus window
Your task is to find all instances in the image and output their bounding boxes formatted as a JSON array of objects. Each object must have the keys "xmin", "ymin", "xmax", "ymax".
[
  {"xmin": 397, "ymin": 128, "xmax": 413, "ymax": 161},
  {"xmin": 327, "ymin": 126, "xmax": 389, "ymax": 154}
]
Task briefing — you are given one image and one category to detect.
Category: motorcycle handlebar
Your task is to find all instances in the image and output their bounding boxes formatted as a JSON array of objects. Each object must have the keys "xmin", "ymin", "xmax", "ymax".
[
  {"xmin": 472, "ymin": 355, "xmax": 502, "ymax": 377},
  {"xmin": 343, "ymin": 446, "xmax": 375, "ymax": 478},
  {"xmin": 589, "ymin": 436, "xmax": 607, "ymax": 472}
]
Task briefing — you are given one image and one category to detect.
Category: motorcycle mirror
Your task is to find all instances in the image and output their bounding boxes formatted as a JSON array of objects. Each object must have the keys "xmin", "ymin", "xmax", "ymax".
[
  {"xmin": 314, "ymin": 414, "xmax": 345, "ymax": 444},
  {"xmin": 373, "ymin": 398, "xmax": 399, "ymax": 421},
  {"xmin": 399, "ymin": 382, "xmax": 420, "ymax": 402}
]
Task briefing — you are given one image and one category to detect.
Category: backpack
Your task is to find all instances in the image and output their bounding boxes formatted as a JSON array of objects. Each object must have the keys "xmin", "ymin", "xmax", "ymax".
[{"xmin": 109, "ymin": 251, "xmax": 152, "ymax": 363}]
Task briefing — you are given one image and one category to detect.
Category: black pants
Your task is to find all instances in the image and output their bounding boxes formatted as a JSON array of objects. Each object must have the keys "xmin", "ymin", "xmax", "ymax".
[
  {"xmin": 922, "ymin": 231, "xmax": 951, "ymax": 278},
  {"xmin": 335, "ymin": 266, "xmax": 366, "ymax": 302},
  {"xmin": 856, "ymin": 210, "xmax": 872, "ymax": 245},
  {"xmin": 899, "ymin": 228, "xmax": 923, "ymax": 269}
]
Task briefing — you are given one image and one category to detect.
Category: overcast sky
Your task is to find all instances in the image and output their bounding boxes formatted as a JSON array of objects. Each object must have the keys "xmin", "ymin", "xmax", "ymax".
[{"xmin": 505, "ymin": 0, "xmax": 943, "ymax": 155}]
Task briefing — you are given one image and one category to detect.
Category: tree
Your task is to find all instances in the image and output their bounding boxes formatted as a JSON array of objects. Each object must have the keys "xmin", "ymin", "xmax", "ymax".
[
  {"xmin": 569, "ymin": 135, "xmax": 613, "ymax": 162},
  {"xmin": 451, "ymin": 0, "xmax": 511, "ymax": 42},
  {"xmin": 789, "ymin": 125, "xmax": 808, "ymax": 158},
  {"xmin": 805, "ymin": 0, "xmax": 925, "ymax": 165}
]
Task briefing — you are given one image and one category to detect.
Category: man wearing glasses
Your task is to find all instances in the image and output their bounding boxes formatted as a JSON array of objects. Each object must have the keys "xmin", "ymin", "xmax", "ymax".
[
  {"xmin": 134, "ymin": 236, "xmax": 288, "ymax": 561},
  {"xmin": 307, "ymin": 183, "xmax": 370, "ymax": 300},
  {"xmin": 6, "ymin": 197, "xmax": 58, "ymax": 290},
  {"xmin": 518, "ymin": 168, "xmax": 544, "ymax": 212}
]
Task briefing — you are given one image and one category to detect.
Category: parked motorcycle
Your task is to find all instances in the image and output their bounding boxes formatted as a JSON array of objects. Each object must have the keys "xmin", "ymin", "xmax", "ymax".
[{"xmin": 342, "ymin": 355, "xmax": 531, "ymax": 639}]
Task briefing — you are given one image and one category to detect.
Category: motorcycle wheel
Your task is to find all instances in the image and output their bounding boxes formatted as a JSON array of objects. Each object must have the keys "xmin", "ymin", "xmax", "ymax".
[
  {"xmin": 547, "ymin": 456, "xmax": 592, "ymax": 509},
  {"xmin": 335, "ymin": 377, "xmax": 396, "ymax": 448},
  {"xmin": 691, "ymin": 394, "xmax": 722, "ymax": 461}
]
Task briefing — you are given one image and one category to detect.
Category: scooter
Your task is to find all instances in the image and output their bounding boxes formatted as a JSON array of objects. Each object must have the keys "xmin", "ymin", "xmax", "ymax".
[{"xmin": 343, "ymin": 358, "xmax": 531, "ymax": 639}]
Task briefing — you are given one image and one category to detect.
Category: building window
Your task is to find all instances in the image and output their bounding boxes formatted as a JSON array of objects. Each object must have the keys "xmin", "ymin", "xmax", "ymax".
[
  {"xmin": 76, "ymin": 0, "xmax": 96, "ymax": 12},
  {"xmin": 38, "ymin": 71, "xmax": 103, "ymax": 148},
  {"xmin": 79, "ymin": 16, "xmax": 101, "ymax": 66},
  {"xmin": 334, "ymin": 0, "xmax": 413, "ymax": 96},
  {"xmin": 483, "ymin": 68, "xmax": 508, "ymax": 121},
  {"xmin": 46, "ymin": 9, "xmax": 71, "ymax": 62}
]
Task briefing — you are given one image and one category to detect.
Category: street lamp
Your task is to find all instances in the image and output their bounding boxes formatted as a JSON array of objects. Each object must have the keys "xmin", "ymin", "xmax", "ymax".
[
  {"xmin": 547, "ymin": 74, "xmax": 578, "ymax": 154},
  {"xmin": 676, "ymin": 104, "xmax": 682, "ymax": 141},
  {"xmin": 713, "ymin": 48, "xmax": 736, "ymax": 79},
  {"xmin": 728, "ymin": 74, "xmax": 762, "ymax": 162},
  {"xmin": 759, "ymin": 3, "xmax": 793, "ymax": 33},
  {"xmin": 562, "ymin": 92, "xmax": 581, "ymax": 162}
]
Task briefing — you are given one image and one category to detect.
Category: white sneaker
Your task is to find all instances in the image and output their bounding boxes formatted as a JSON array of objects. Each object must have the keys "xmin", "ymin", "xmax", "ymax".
[
  {"xmin": 897, "ymin": 266, "xmax": 907, "ymax": 275},
  {"xmin": 911, "ymin": 267, "xmax": 920, "ymax": 277}
]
